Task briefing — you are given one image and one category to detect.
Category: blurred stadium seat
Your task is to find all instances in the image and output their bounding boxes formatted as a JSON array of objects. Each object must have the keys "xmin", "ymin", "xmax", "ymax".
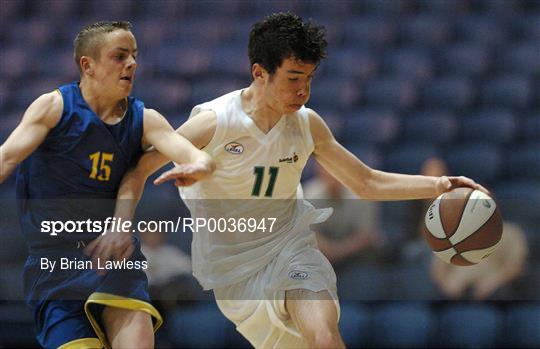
[
  {"xmin": 341, "ymin": 108, "xmax": 399, "ymax": 145},
  {"xmin": 363, "ymin": 77, "xmax": 417, "ymax": 110},
  {"xmin": 400, "ymin": 14, "xmax": 452, "ymax": 47},
  {"xmin": 402, "ymin": 110, "xmax": 457, "ymax": 145},
  {"xmin": 438, "ymin": 304, "xmax": 503, "ymax": 348},
  {"xmin": 437, "ymin": 43, "xmax": 491, "ymax": 77},
  {"xmin": 382, "ymin": 48, "xmax": 434, "ymax": 82},
  {"xmin": 481, "ymin": 75, "xmax": 533, "ymax": 109},
  {"xmin": 371, "ymin": 303, "xmax": 434, "ymax": 348},
  {"xmin": 461, "ymin": 109, "xmax": 517, "ymax": 144},
  {"xmin": 504, "ymin": 303, "xmax": 540, "ymax": 348},
  {"xmin": 384, "ymin": 143, "xmax": 439, "ymax": 174},
  {"xmin": 444, "ymin": 143, "xmax": 502, "ymax": 184},
  {"xmin": 421, "ymin": 76, "xmax": 475, "ymax": 110}
]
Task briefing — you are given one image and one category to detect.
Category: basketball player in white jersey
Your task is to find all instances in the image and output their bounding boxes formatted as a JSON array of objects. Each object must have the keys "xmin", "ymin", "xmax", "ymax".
[{"xmin": 94, "ymin": 13, "xmax": 488, "ymax": 348}]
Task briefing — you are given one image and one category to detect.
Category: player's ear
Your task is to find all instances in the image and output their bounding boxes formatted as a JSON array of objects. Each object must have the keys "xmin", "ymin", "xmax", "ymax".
[
  {"xmin": 251, "ymin": 63, "xmax": 266, "ymax": 82},
  {"xmin": 80, "ymin": 56, "xmax": 94, "ymax": 76}
]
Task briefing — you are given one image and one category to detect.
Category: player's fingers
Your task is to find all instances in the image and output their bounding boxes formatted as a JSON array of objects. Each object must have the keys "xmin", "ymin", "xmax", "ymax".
[
  {"xmin": 154, "ymin": 169, "xmax": 185, "ymax": 185},
  {"xmin": 117, "ymin": 244, "xmax": 135, "ymax": 262},
  {"xmin": 83, "ymin": 238, "xmax": 100, "ymax": 256}
]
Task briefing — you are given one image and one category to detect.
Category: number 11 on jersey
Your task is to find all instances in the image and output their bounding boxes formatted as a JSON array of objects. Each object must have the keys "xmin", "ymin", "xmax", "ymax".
[{"xmin": 251, "ymin": 166, "xmax": 279, "ymax": 197}]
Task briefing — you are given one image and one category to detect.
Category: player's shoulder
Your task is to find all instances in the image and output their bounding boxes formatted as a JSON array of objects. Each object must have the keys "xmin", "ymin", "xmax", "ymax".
[{"xmin": 26, "ymin": 90, "xmax": 64, "ymax": 127}]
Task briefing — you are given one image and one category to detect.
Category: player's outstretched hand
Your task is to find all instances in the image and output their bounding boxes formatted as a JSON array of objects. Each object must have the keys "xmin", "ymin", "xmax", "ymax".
[
  {"xmin": 153, "ymin": 163, "xmax": 211, "ymax": 187},
  {"xmin": 436, "ymin": 176, "xmax": 490, "ymax": 196},
  {"xmin": 83, "ymin": 230, "xmax": 134, "ymax": 275}
]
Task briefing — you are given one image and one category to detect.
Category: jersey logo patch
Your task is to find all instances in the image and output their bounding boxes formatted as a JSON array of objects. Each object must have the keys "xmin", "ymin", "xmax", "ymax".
[
  {"xmin": 288, "ymin": 270, "xmax": 310, "ymax": 280},
  {"xmin": 225, "ymin": 142, "xmax": 244, "ymax": 154},
  {"xmin": 279, "ymin": 152, "xmax": 299, "ymax": 163}
]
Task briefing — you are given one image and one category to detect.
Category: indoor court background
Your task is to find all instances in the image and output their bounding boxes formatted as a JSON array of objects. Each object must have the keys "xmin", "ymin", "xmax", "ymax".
[{"xmin": 1, "ymin": 0, "xmax": 539, "ymax": 348}]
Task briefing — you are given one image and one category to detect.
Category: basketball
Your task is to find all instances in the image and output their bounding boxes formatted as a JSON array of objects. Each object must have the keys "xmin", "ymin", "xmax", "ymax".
[{"xmin": 423, "ymin": 187, "xmax": 503, "ymax": 266}]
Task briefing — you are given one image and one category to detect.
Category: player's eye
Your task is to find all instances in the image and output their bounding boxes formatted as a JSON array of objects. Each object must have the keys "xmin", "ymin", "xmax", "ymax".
[{"xmin": 288, "ymin": 78, "xmax": 299, "ymax": 81}]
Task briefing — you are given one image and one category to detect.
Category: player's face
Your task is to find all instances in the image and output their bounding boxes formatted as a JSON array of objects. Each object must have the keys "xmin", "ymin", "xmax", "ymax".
[
  {"xmin": 93, "ymin": 30, "xmax": 138, "ymax": 98},
  {"xmin": 264, "ymin": 57, "xmax": 317, "ymax": 114}
]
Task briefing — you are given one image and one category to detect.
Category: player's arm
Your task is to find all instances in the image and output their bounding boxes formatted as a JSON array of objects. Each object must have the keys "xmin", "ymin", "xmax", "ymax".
[
  {"xmin": 309, "ymin": 109, "xmax": 486, "ymax": 200},
  {"xmin": 84, "ymin": 110, "xmax": 217, "ymax": 267},
  {"xmin": 113, "ymin": 110, "xmax": 217, "ymax": 218},
  {"xmin": 0, "ymin": 91, "xmax": 62, "ymax": 183}
]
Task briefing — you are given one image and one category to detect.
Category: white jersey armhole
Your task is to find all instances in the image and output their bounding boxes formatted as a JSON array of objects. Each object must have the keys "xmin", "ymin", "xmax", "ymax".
[{"xmin": 189, "ymin": 105, "xmax": 227, "ymax": 154}]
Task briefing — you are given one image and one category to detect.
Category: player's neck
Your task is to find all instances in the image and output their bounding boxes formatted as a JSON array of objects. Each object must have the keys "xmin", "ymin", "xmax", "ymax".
[
  {"xmin": 79, "ymin": 80, "xmax": 126, "ymax": 123},
  {"xmin": 241, "ymin": 85, "xmax": 283, "ymax": 134}
]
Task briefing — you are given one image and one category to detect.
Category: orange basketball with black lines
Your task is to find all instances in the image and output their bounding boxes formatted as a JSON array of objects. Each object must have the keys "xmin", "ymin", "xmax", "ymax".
[{"xmin": 423, "ymin": 187, "xmax": 503, "ymax": 266}]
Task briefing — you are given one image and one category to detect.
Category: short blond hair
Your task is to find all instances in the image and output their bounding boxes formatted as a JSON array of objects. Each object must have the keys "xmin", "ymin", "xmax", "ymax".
[{"xmin": 73, "ymin": 21, "xmax": 132, "ymax": 73}]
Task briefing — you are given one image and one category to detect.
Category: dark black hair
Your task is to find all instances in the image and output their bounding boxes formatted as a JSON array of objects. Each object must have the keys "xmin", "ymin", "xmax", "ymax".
[{"xmin": 248, "ymin": 12, "xmax": 327, "ymax": 75}]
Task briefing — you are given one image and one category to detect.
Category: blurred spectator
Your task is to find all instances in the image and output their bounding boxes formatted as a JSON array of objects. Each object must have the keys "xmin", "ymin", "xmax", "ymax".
[
  {"xmin": 430, "ymin": 221, "xmax": 528, "ymax": 300},
  {"xmin": 303, "ymin": 163, "xmax": 383, "ymax": 266}
]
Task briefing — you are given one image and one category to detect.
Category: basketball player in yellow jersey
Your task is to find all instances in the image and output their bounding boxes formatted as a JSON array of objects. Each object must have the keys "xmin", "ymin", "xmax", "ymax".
[{"xmin": 96, "ymin": 13, "xmax": 488, "ymax": 348}]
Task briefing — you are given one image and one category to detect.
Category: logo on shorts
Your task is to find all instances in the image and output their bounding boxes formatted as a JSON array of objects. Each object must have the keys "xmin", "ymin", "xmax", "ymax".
[
  {"xmin": 225, "ymin": 142, "xmax": 244, "ymax": 154},
  {"xmin": 288, "ymin": 270, "xmax": 309, "ymax": 280}
]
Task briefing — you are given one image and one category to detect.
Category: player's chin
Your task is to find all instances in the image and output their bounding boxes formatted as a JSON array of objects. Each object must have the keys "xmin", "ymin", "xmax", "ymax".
[{"xmin": 288, "ymin": 104, "xmax": 303, "ymax": 112}]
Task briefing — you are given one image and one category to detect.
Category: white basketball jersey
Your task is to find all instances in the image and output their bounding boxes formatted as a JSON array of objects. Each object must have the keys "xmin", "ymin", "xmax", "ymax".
[{"xmin": 180, "ymin": 90, "xmax": 332, "ymax": 289}]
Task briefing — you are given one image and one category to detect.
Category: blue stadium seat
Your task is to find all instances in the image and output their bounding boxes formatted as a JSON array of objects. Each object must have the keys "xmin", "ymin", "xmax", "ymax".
[
  {"xmin": 495, "ymin": 43, "xmax": 540, "ymax": 75},
  {"xmin": 155, "ymin": 46, "xmax": 212, "ymax": 77},
  {"xmin": 190, "ymin": 79, "xmax": 243, "ymax": 106},
  {"xmin": 39, "ymin": 49, "xmax": 79, "ymax": 79},
  {"xmin": 387, "ymin": 264, "xmax": 439, "ymax": 300},
  {"xmin": 187, "ymin": 0, "xmax": 248, "ymax": 18},
  {"xmin": 357, "ymin": 0, "xmax": 410, "ymax": 14},
  {"xmin": 337, "ymin": 265, "xmax": 388, "ymax": 301},
  {"xmin": 495, "ymin": 180, "xmax": 540, "ymax": 224},
  {"xmin": 85, "ymin": 0, "xmax": 133, "ymax": 19},
  {"xmin": 343, "ymin": 16, "xmax": 397, "ymax": 47},
  {"xmin": 209, "ymin": 47, "xmax": 251, "ymax": 78},
  {"xmin": 454, "ymin": 15, "xmax": 508, "ymax": 46},
  {"xmin": 133, "ymin": 79, "xmax": 192, "ymax": 115},
  {"xmin": 383, "ymin": 48, "xmax": 434, "ymax": 82},
  {"xmin": 310, "ymin": 78, "xmax": 360, "ymax": 109},
  {"xmin": 10, "ymin": 78, "xmax": 64, "ymax": 110},
  {"xmin": 171, "ymin": 19, "xmax": 234, "ymax": 46},
  {"xmin": 0, "ymin": 263, "xmax": 25, "ymax": 300},
  {"xmin": 165, "ymin": 303, "xmax": 234, "ymax": 348},
  {"xmin": 325, "ymin": 48, "xmax": 378, "ymax": 80},
  {"xmin": 461, "ymin": 109, "xmax": 517, "ymax": 144},
  {"xmin": 345, "ymin": 145, "xmax": 382, "ymax": 169},
  {"xmin": 340, "ymin": 108, "xmax": 399, "ymax": 145},
  {"xmin": 363, "ymin": 77, "xmax": 417, "ymax": 110},
  {"xmin": 0, "ymin": 302, "xmax": 38, "ymax": 348},
  {"xmin": 371, "ymin": 303, "xmax": 434, "ymax": 348},
  {"xmin": 0, "ymin": 47, "xmax": 36, "ymax": 80},
  {"xmin": 384, "ymin": 143, "xmax": 439, "ymax": 174},
  {"xmin": 522, "ymin": 113, "xmax": 540, "ymax": 140},
  {"xmin": 438, "ymin": 305, "xmax": 503, "ymax": 348},
  {"xmin": 503, "ymin": 142, "xmax": 540, "ymax": 181},
  {"xmin": 511, "ymin": 14, "xmax": 540, "ymax": 41},
  {"xmin": 444, "ymin": 143, "xmax": 502, "ymax": 184},
  {"xmin": 438, "ymin": 43, "xmax": 491, "ymax": 77},
  {"xmin": 504, "ymin": 304, "xmax": 540, "ymax": 348},
  {"xmin": 421, "ymin": 76, "xmax": 475, "ymax": 110},
  {"xmin": 402, "ymin": 110, "xmax": 457, "ymax": 144},
  {"xmin": 481, "ymin": 75, "xmax": 532, "ymax": 109},
  {"xmin": 7, "ymin": 19, "xmax": 55, "ymax": 49},
  {"xmin": 252, "ymin": 0, "xmax": 306, "ymax": 16},
  {"xmin": 339, "ymin": 302, "xmax": 371, "ymax": 348},
  {"xmin": 132, "ymin": 20, "xmax": 169, "ymax": 50},
  {"xmin": 418, "ymin": 0, "xmax": 470, "ymax": 13},
  {"xmin": 314, "ymin": 109, "xmax": 345, "ymax": 139},
  {"xmin": 399, "ymin": 14, "xmax": 452, "ymax": 47}
]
